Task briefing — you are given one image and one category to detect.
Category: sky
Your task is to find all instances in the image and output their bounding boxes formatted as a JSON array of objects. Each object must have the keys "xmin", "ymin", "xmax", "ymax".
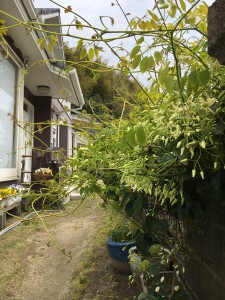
[
  {"xmin": 34, "ymin": 0, "xmax": 154, "ymax": 62},
  {"xmin": 34, "ymin": 0, "xmax": 215, "ymax": 82}
]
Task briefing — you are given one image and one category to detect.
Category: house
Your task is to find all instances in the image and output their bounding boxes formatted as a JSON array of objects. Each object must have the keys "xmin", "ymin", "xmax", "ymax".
[{"xmin": 0, "ymin": 1, "xmax": 84, "ymax": 186}]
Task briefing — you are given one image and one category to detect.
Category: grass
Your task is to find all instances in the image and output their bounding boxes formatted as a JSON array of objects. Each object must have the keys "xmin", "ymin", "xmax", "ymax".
[
  {"xmin": 67, "ymin": 212, "xmax": 141, "ymax": 300},
  {"xmin": 0, "ymin": 198, "xmax": 141, "ymax": 300}
]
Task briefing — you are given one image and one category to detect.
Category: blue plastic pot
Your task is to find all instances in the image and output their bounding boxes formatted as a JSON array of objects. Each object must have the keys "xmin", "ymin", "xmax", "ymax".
[{"xmin": 106, "ymin": 237, "xmax": 136, "ymax": 263}]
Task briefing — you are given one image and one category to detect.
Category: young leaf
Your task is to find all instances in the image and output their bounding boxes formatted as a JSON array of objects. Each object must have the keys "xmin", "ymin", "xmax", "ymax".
[
  {"xmin": 180, "ymin": 0, "xmax": 186, "ymax": 11},
  {"xmin": 37, "ymin": 37, "xmax": 45, "ymax": 45},
  {"xmin": 148, "ymin": 10, "xmax": 159, "ymax": 22},
  {"xmin": 88, "ymin": 48, "xmax": 94, "ymax": 61},
  {"xmin": 80, "ymin": 48, "xmax": 87, "ymax": 59},
  {"xmin": 77, "ymin": 39, "xmax": 83, "ymax": 49},
  {"xmin": 136, "ymin": 126, "xmax": 146, "ymax": 145},
  {"xmin": 64, "ymin": 5, "xmax": 72, "ymax": 13},
  {"xmin": 200, "ymin": 171, "xmax": 204, "ymax": 179},
  {"xmin": 50, "ymin": 35, "xmax": 58, "ymax": 46},
  {"xmin": 192, "ymin": 169, "xmax": 196, "ymax": 178},
  {"xmin": 154, "ymin": 51, "xmax": 162, "ymax": 61},
  {"xmin": 188, "ymin": 70, "xmax": 198, "ymax": 88},
  {"xmin": 75, "ymin": 20, "xmax": 83, "ymax": 30},
  {"xmin": 165, "ymin": 75, "xmax": 174, "ymax": 94},
  {"xmin": 140, "ymin": 57, "xmax": 149, "ymax": 73},
  {"xmin": 200, "ymin": 140, "xmax": 206, "ymax": 149},
  {"xmin": 47, "ymin": 43, "xmax": 53, "ymax": 53},
  {"xmin": 127, "ymin": 129, "xmax": 136, "ymax": 147},
  {"xmin": 130, "ymin": 45, "xmax": 141, "ymax": 59},
  {"xmin": 137, "ymin": 36, "xmax": 144, "ymax": 44},
  {"xmin": 158, "ymin": 67, "xmax": 169, "ymax": 85},
  {"xmin": 140, "ymin": 56, "xmax": 154, "ymax": 73},
  {"xmin": 132, "ymin": 54, "xmax": 142, "ymax": 69}
]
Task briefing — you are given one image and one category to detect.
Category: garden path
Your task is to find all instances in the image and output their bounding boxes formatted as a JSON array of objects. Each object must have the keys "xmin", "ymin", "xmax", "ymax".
[{"xmin": 3, "ymin": 199, "xmax": 103, "ymax": 300}]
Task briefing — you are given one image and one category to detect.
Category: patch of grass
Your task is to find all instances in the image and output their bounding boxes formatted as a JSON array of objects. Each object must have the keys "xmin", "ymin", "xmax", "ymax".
[
  {"xmin": 0, "ymin": 197, "xmax": 101, "ymax": 299},
  {"xmin": 67, "ymin": 213, "xmax": 141, "ymax": 300}
]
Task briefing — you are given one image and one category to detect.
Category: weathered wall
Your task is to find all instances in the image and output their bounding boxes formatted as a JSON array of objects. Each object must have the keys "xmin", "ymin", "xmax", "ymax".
[
  {"xmin": 185, "ymin": 182, "xmax": 225, "ymax": 299},
  {"xmin": 208, "ymin": 0, "xmax": 225, "ymax": 64},
  {"xmin": 184, "ymin": 2, "xmax": 225, "ymax": 299}
]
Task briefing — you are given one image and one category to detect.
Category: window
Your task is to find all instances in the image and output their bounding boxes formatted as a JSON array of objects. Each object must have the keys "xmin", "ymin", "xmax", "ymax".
[
  {"xmin": 51, "ymin": 111, "xmax": 59, "ymax": 148},
  {"xmin": 0, "ymin": 53, "xmax": 19, "ymax": 180}
]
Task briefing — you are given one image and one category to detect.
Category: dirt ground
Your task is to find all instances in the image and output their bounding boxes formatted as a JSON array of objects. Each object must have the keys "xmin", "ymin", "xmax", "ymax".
[{"xmin": 0, "ymin": 198, "xmax": 141, "ymax": 300}]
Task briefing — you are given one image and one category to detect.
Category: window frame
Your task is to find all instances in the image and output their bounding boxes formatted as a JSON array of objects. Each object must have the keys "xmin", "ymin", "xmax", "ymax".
[{"xmin": 0, "ymin": 50, "xmax": 24, "ymax": 181}]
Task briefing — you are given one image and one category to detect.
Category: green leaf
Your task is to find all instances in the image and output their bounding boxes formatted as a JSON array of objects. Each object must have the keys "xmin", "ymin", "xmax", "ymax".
[
  {"xmin": 198, "ymin": 69, "xmax": 210, "ymax": 86},
  {"xmin": 88, "ymin": 48, "xmax": 94, "ymax": 61},
  {"xmin": 159, "ymin": 4, "xmax": 169, "ymax": 9},
  {"xmin": 200, "ymin": 140, "xmax": 206, "ymax": 149},
  {"xmin": 50, "ymin": 35, "xmax": 58, "ymax": 46},
  {"xmin": 200, "ymin": 170, "xmax": 205, "ymax": 179},
  {"xmin": 37, "ymin": 37, "xmax": 45, "ymax": 45},
  {"xmin": 80, "ymin": 48, "xmax": 87, "ymax": 59},
  {"xmin": 110, "ymin": 17, "xmax": 114, "ymax": 26},
  {"xmin": 138, "ymin": 293, "xmax": 157, "ymax": 300},
  {"xmin": 180, "ymin": 0, "xmax": 186, "ymax": 11},
  {"xmin": 137, "ymin": 36, "xmax": 144, "ymax": 44},
  {"xmin": 140, "ymin": 56, "xmax": 154, "ymax": 73},
  {"xmin": 140, "ymin": 57, "xmax": 149, "ymax": 73},
  {"xmin": 158, "ymin": 67, "xmax": 169, "ymax": 85},
  {"xmin": 136, "ymin": 126, "xmax": 146, "ymax": 145},
  {"xmin": 130, "ymin": 45, "xmax": 141, "ymax": 59},
  {"xmin": 165, "ymin": 75, "xmax": 174, "ymax": 94},
  {"xmin": 154, "ymin": 51, "xmax": 162, "ymax": 61},
  {"xmin": 127, "ymin": 129, "xmax": 136, "ymax": 147},
  {"xmin": 77, "ymin": 39, "xmax": 83, "ymax": 49},
  {"xmin": 47, "ymin": 43, "xmax": 53, "ymax": 53},
  {"xmin": 148, "ymin": 10, "xmax": 159, "ymax": 22},
  {"xmin": 188, "ymin": 70, "xmax": 198, "ymax": 88},
  {"xmin": 132, "ymin": 54, "xmax": 142, "ymax": 69},
  {"xmin": 168, "ymin": 6, "xmax": 176, "ymax": 18}
]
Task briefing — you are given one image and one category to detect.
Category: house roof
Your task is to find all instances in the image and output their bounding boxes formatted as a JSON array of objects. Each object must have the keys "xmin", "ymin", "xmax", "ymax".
[{"xmin": 0, "ymin": 0, "xmax": 84, "ymax": 108}]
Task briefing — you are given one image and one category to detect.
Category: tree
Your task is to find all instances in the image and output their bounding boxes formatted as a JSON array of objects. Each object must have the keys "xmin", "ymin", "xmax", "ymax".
[{"xmin": 64, "ymin": 45, "xmax": 140, "ymax": 118}]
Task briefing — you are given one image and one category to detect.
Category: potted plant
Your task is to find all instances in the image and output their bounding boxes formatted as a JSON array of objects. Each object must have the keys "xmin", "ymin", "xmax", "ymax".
[
  {"xmin": 106, "ymin": 220, "xmax": 136, "ymax": 274},
  {"xmin": 0, "ymin": 186, "xmax": 22, "ymax": 208},
  {"xmin": 33, "ymin": 168, "xmax": 53, "ymax": 181}
]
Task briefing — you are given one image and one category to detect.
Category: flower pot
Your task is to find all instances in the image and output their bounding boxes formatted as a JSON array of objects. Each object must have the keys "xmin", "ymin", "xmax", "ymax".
[
  {"xmin": 33, "ymin": 173, "xmax": 52, "ymax": 181},
  {"xmin": 4, "ymin": 195, "xmax": 22, "ymax": 207},
  {"xmin": 106, "ymin": 237, "xmax": 136, "ymax": 274}
]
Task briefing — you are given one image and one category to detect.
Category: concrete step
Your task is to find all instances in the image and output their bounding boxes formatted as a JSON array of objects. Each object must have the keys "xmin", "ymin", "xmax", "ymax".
[{"xmin": 70, "ymin": 192, "xmax": 82, "ymax": 201}]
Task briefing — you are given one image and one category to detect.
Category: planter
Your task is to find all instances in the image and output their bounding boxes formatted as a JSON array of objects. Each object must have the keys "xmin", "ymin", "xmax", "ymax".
[
  {"xmin": 106, "ymin": 237, "xmax": 136, "ymax": 274},
  {"xmin": 4, "ymin": 195, "xmax": 22, "ymax": 207},
  {"xmin": 33, "ymin": 173, "xmax": 52, "ymax": 181}
]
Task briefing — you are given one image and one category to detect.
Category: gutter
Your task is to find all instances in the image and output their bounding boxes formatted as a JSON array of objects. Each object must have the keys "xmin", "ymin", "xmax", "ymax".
[
  {"xmin": 68, "ymin": 69, "xmax": 85, "ymax": 110},
  {"xmin": 17, "ymin": 0, "xmax": 84, "ymax": 109}
]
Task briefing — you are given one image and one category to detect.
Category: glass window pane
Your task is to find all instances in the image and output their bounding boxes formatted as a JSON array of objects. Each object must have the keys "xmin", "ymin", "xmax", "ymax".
[{"xmin": 0, "ymin": 54, "xmax": 16, "ymax": 168}]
